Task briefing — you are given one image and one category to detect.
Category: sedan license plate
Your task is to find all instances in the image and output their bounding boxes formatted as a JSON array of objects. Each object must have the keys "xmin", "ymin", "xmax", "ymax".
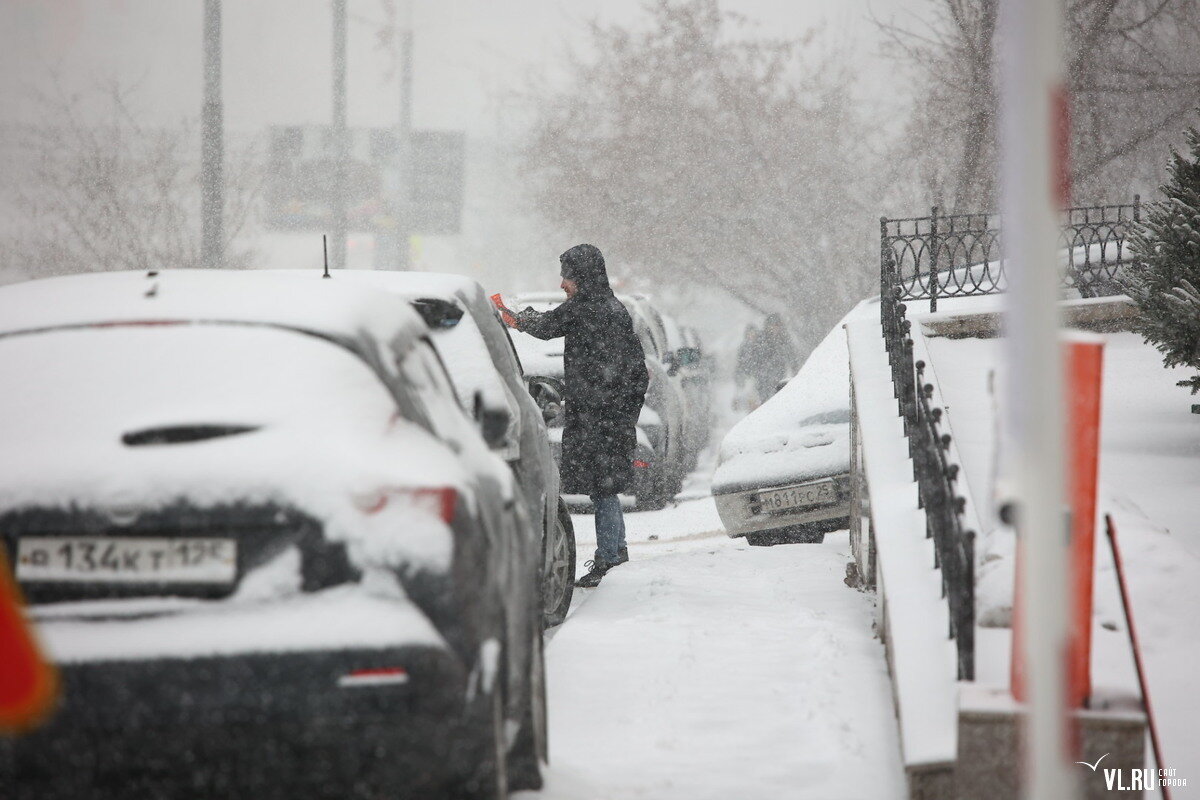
[
  {"xmin": 757, "ymin": 482, "xmax": 835, "ymax": 514},
  {"xmin": 16, "ymin": 537, "xmax": 237, "ymax": 584}
]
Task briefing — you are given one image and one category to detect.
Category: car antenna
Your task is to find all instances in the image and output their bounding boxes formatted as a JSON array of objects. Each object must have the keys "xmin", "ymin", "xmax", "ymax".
[{"xmin": 322, "ymin": 235, "xmax": 331, "ymax": 279}]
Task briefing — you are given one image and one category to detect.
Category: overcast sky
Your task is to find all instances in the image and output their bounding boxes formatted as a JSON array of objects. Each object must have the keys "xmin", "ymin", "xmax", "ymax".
[{"xmin": 1, "ymin": 0, "xmax": 924, "ymax": 136}]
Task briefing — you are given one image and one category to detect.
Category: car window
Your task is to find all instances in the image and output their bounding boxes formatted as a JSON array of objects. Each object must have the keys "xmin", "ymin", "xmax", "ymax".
[
  {"xmin": 501, "ymin": 323, "xmax": 525, "ymax": 377},
  {"xmin": 399, "ymin": 338, "xmax": 476, "ymax": 450}
]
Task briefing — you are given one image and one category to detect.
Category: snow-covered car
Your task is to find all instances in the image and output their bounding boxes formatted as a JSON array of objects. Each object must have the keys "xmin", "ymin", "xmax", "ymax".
[
  {"xmin": 0, "ymin": 270, "xmax": 545, "ymax": 798},
  {"xmin": 329, "ymin": 270, "xmax": 576, "ymax": 627},
  {"xmin": 712, "ymin": 300, "xmax": 874, "ymax": 545},
  {"xmin": 618, "ymin": 294, "xmax": 695, "ymax": 492},
  {"xmin": 509, "ymin": 295, "xmax": 668, "ymax": 509}
]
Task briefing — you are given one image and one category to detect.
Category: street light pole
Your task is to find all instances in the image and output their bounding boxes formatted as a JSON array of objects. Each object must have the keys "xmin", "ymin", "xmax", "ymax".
[
  {"xmin": 200, "ymin": 0, "xmax": 224, "ymax": 269},
  {"xmin": 330, "ymin": 0, "xmax": 348, "ymax": 271},
  {"xmin": 999, "ymin": 0, "xmax": 1077, "ymax": 797},
  {"xmin": 396, "ymin": 24, "xmax": 413, "ymax": 270}
]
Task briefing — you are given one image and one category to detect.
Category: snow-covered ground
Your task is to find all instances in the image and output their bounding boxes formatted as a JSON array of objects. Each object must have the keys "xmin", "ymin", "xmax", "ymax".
[
  {"xmin": 927, "ymin": 330, "xmax": 1200, "ymax": 789},
  {"xmin": 519, "ymin": 471, "xmax": 906, "ymax": 799}
]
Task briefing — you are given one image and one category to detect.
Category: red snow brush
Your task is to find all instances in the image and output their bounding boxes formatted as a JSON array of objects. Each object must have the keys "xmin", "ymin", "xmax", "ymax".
[{"xmin": 490, "ymin": 293, "xmax": 519, "ymax": 328}]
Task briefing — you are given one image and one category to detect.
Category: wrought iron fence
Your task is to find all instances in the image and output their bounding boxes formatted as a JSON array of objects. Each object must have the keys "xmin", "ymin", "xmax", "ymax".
[
  {"xmin": 881, "ymin": 198, "xmax": 1141, "ymax": 311},
  {"xmin": 913, "ymin": 360, "xmax": 976, "ymax": 681},
  {"xmin": 880, "ymin": 254, "xmax": 976, "ymax": 680}
]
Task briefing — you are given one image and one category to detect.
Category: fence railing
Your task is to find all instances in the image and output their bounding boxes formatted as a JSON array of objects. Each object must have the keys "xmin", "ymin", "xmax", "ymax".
[
  {"xmin": 913, "ymin": 359, "xmax": 975, "ymax": 681},
  {"xmin": 881, "ymin": 198, "xmax": 1141, "ymax": 311},
  {"xmin": 880, "ymin": 248, "xmax": 976, "ymax": 680}
]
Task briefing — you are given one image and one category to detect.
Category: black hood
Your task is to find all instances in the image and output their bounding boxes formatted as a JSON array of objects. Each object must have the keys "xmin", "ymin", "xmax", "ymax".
[{"xmin": 559, "ymin": 244, "xmax": 611, "ymax": 297}]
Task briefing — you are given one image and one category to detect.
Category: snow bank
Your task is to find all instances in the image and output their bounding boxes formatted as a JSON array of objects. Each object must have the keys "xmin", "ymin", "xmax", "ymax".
[
  {"xmin": 845, "ymin": 314, "xmax": 958, "ymax": 772},
  {"xmin": 711, "ymin": 299, "xmax": 876, "ymax": 494}
]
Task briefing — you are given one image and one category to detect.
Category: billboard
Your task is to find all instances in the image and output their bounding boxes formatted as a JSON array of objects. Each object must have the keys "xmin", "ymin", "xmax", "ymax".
[{"xmin": 265, "ymin": 125, "xmax": 465, "ymax": 235}]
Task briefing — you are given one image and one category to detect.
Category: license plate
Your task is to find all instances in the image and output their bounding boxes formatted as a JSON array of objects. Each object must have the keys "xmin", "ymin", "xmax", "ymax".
[
  {"xmin": 16, "ymin": 537, "xmax": 237, "ymax": 584},
  {"xmin": 756, "ymin": 481, "xmax": 835, "ymax": 513}
]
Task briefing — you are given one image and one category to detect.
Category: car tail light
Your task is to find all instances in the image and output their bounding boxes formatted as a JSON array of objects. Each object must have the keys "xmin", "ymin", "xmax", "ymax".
[
  {"xmin": 337, "ymin": 667, "xmax": 409, "ymax": 688},
  {"xmin": 354, "ymin": 487, "xmax": 457, "ymax": 522},
  {"xmin": 633, "ymin": 460, "xmax": 650, "ymax": 469}
]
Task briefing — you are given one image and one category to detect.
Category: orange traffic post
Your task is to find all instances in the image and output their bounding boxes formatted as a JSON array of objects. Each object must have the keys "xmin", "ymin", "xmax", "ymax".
[
  {"xmin": 1064, "ymin": 337, "xmax": 1103, "ymax": 708},
  {"xmin": 1010, "ymin": 335, "xmax": 1104, "ymax": 709},
  {"xmin": 0, "ymin": 549, "xmax": 57, "ymax": 731}
]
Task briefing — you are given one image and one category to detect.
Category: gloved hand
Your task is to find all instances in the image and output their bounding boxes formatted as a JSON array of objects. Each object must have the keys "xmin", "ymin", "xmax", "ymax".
[{"xmin": 513, "ymin": 307, "xmax": 539, "ymax": 331}]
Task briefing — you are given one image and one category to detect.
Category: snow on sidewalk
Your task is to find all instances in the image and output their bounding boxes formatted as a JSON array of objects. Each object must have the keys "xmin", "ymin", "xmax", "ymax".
[{"xmin": 520, "ymin": 507, "xmax": 905, "ymax": 800}]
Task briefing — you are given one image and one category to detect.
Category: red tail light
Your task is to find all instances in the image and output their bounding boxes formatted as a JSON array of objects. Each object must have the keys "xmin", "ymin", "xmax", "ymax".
[
  {"xmin": 633, "ymin": 460, "xmax": 650, "ymax": 469},
  {"xmin": 338, "ymin": 667, "xmax": 409, "ymax": 688},
  {"xmin": 355, "ymin": 487, "xmax": 457, "ymax": 522}
]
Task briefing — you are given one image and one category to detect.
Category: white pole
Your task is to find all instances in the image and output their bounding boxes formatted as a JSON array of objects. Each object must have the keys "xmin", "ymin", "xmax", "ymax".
[{"xmin": 999, "ymin": 0, "xmax": 1077, "ymax": 797}]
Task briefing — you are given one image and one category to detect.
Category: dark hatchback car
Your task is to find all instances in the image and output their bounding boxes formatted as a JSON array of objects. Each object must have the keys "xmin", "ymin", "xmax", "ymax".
[
  {"xmin": 330, "ymin": 270, "xmax": 576, "ymax": 627},
  {"xmin": 0, "ymin": 270, "xmax": 545, "ymax": 799}
]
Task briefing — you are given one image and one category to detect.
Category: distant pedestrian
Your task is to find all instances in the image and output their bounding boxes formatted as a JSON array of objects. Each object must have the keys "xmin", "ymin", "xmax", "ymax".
[
  {"xmin": 752, "ymin": 313, "xmax": 797, "ymax": 402},
  {"xmin": 513, "ymin": 244, "xmax": 649, "ymax": 587},
  {"xmin": 735, "ymin": 323, "xmax": 762, "ymax": 409}
]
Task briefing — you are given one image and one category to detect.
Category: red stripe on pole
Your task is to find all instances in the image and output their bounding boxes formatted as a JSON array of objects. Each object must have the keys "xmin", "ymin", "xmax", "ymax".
[{"xmin": 1052, "ymin": 84, "xmax": 1073, "ymax": 208}]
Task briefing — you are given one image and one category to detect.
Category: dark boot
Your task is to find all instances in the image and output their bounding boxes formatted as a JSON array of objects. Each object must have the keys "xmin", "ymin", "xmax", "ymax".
[
  {"xmin": 615, "ymin": 546, "xmax": 629, "ymax": 565},
  {"xmin": 575, "ymin": 559, "xmax": 612, "ymax": 588}
]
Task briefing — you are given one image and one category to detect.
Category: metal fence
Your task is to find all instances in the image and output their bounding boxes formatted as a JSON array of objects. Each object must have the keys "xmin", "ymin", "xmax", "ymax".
[
  {"xmin": 881, "ymin": 198, "xmax": 1141, "ymax": 311},
  {"xmin": 880, "ymin": 255, "xmax": 976, "ymax": 680}
]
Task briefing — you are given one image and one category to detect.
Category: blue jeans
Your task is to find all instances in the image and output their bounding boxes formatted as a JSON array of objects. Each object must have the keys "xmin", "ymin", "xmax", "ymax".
[{"xmin": 591, "ymin": 494, "xmax": 626, "ymax": 566}]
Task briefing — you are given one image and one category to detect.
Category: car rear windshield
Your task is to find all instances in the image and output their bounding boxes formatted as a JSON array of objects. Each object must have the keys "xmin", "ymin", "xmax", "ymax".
[{"xmin": 0, "ymin": 323, "xmax": 406, "ymax": 452}]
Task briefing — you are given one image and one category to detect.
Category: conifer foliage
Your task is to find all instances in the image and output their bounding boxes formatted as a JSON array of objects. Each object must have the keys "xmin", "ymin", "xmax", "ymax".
[{"xmin": 1125, "ymin": 124, "xmax": 1200, "ymax": 395}]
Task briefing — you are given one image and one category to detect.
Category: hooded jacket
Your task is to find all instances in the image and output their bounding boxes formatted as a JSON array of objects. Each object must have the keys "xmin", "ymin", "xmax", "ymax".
[{"xmin": 517, "ymin": 245, "xmax": 649, "ymax": 496}]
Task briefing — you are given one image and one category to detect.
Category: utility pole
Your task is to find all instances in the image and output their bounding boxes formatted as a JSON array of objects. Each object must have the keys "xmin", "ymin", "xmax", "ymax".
[
  {"xmin": 396, "ymin": 24, "xmax": 413, "ymax": 270},
  {"xmin": 999, "ymin": 0, "xmax": 1077, "ymax": 797},
  {"xmin": 200, "ymin": 0, "xmax": 224, "ymax": 268},
  {"xmin": 330, "ymin": 0, "xmax": 348, "ymax": 271},
  {"xmin": 375, "ymin": 13, "xmax": 414, "ymax": 270}
]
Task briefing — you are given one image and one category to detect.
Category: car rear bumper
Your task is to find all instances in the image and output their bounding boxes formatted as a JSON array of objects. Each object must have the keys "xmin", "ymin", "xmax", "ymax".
[
  {"xmin": 0, "ymin": 645, "xmax": 470, "ymax": 799},
  {"xmin": 714, "ymin": 475, "xmax": 851, "ymax": 537}
]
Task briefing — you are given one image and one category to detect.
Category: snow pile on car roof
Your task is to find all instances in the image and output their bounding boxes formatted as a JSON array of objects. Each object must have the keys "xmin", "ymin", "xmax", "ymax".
[
  {"xmin": 0, "ymin": 269, "xmax": 428, "ymax": 347},
  {"xmin": 712, "ymin": 299, "xmax": 877, "ymax": 494},
  {"xmin": 331, "ymin": 270, "xmax": 511, "ymax": 412}
]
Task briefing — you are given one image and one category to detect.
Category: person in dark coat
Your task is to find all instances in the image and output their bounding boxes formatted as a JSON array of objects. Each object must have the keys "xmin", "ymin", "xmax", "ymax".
[
  {"xmin": 753, "ymin": 313, "xmax": 798, "ymax": 402},
  {"xmin": 514, "ymin": 244, "xmax": 648, "ymax": 587}
]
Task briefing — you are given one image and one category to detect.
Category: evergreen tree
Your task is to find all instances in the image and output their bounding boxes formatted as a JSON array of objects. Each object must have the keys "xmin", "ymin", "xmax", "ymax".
[{"xmin": 1124, "ymin": 123, "xmax": 1200, "ymax": 395}]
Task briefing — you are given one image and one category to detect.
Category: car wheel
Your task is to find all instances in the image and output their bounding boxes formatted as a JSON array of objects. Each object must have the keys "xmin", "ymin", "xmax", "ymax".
[
  {"xmin": 507, "ymin": 626, "xmax": 548, "ymax": 790},
  {"xmin": 542, "ymin": 500, "xmax": 576, "ymax": 628}
]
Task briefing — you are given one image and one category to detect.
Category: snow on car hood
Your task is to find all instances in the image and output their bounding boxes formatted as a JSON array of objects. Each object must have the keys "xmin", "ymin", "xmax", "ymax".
[
  {"xmin": 712, "ymin": 299, "xmax": 877, "ymax": 494},
  {"xmin": 0, "ymin": 324, "xmax": 473, "ymax": 574}
]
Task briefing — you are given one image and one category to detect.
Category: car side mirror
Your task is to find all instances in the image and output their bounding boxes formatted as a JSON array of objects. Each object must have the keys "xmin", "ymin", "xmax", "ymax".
[{"xmin": 474, "ymin": 391, "xmax": 512, "ymax": 449}]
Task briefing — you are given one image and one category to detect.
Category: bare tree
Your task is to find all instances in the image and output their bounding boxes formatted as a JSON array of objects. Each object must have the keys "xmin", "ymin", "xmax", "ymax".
[
  {"xmin": 519, "ymin": 0, "xmax": 879, "ymax": 348},
  {"xmin": 1, "ymin": 82, "xmax": 261, "ymax": 279},
  {"xmin": 877, "ymin": 0, "xmax": 1200, "ymax": 212}
]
